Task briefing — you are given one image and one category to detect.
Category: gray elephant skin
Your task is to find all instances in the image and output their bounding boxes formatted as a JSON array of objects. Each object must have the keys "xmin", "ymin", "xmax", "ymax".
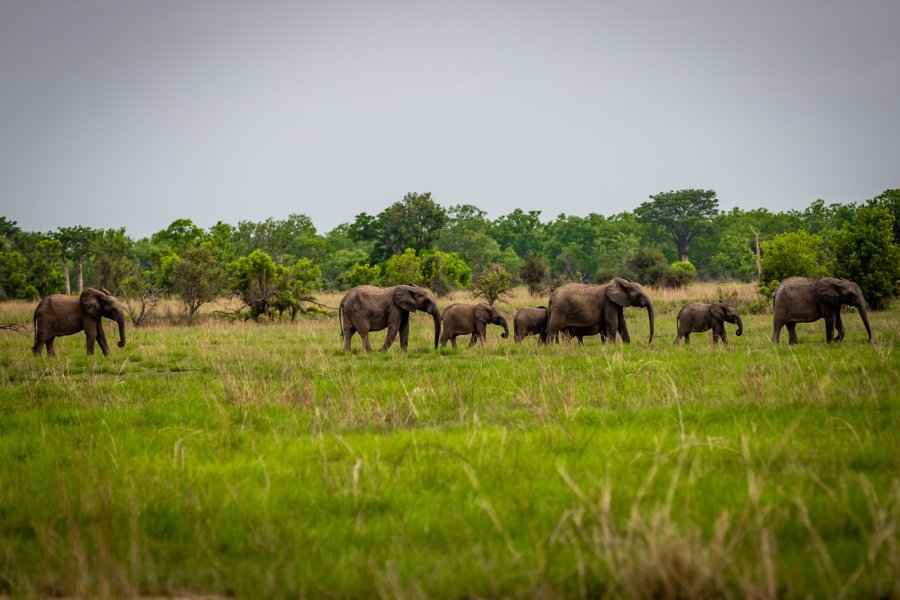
[
  {"xmin": 33, "ymin": 288, "xmax": 127, "ymax": 356},
  {"xmin": 675, "ymin": 301, "xmax": 743, "ymax": 345},
  {"xmin": 546, "ymin": 278, "xmax": 654, "ymax": 343},
  {"xmin": 339, "ymin": 285, "xmax": 441, "ymax": 352},
  {"xmin": 772, "ymin": 276, "xmax": 871, "ymax": 344},
  {"xmin": 440, "ymin": 303, "xmax": 509, "ymax": 348},
  {"xmin": 513, "ymin": 306, "xmax": 548, "ymax": 343}
]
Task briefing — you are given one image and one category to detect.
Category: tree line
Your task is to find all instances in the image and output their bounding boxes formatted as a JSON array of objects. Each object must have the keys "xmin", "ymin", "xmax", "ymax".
[{"xmin": 1, "ymin": 188, "xmax": 898, "ymax": 319}]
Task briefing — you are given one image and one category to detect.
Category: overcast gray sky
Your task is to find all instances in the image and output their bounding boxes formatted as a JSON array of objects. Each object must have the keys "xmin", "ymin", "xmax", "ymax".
[{"xmin": 1, "ymin": 0, "xmax": 898, "ymax": 238}]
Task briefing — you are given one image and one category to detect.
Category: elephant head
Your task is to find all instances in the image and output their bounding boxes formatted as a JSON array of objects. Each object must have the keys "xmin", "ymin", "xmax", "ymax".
[
  {"xmin": 474, "ymin": 304, "xmax": 509, "ymax": 339},
  {"xmin": 80, "ymin": 288, "xmax": 126, "ymax": 348},
  {"xmin": 710, "ymin": 301, "xmax": 743, "ymax": 336},
  {"xmin": 393, "ymin": 285, "xmax": 441, "ymax": 348},
  {"xmin": 817, "ymin": 278, "xmax": 872, "ymax": 340},
  {"xmin": 606, "ymin": 277, "xmax": 655, "ymax": 343}
]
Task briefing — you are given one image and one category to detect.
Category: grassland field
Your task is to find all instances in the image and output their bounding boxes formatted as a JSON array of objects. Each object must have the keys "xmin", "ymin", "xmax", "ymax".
[{"xmin": 0, "ymin": 283, "xmax": 897, "ymax": 598}]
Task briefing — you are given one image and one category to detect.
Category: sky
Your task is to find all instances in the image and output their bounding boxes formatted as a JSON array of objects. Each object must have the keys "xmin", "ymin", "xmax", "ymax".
[{"xmin": 1, "ymin": 0, "xmax": 898, "ymax": 239}]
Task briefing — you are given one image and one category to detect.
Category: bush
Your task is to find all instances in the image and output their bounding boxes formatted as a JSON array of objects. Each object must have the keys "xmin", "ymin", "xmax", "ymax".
[
  {"xmin": 520, "ymin": 251, "xmax": 549, "ymax": 296},
  {"xmin": 830, "ymin": 200, "xmax": 900, "ymax": 309},
  {"xmin": 420, "ymin": 250, "xmax": 471, "ymax": 297},
  {"xmin": 341, "ymin": 262, "xmax": 381, "ymax": 288},
  {"xmin": 663, "ymin": 261, "xmax": 696, "ymax": 288},
  {"xmin": 623, "ymin": 247, "xmax": 668, "ymax": 286},
  {"xmin": 471, "ymin": 264, "xmax": 513, "ymax": 306},
  {"xmin": 382, "ymin": 249, "xmax": 424, "ymax": 286},
  {"xmin": 760, "ymin": 231, "xmax": 826, "ymax": 284}
]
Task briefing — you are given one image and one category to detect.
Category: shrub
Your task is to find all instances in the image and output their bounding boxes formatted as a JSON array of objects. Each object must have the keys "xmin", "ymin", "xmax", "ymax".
[
  {"xmin": 341, "ymin": 262, "xmax": 381, "ymax": 288},
  {"xmin": 760, "ymin": 231, "xmax": 826, "ymax": 284},
  {"xmin": 420, "ymin": 250, "xmax": 471, "ymax": 296},
  {"xmin": 830, "ymin": 200, "xmax": 900, "ymax": 309},
  {"xmin": 471, "ymin": 264, "xmax": 513, "ymax": 306},
  {"xmin": 382, "ymin": 249, "xmax": 424, "ymax": 286},
  {"xmin": 520, "ymin": 251, "xmax": 549, "ymax": 296}
]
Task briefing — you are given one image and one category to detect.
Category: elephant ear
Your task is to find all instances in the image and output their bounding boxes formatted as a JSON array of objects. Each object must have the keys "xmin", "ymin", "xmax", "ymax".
[
  {"xmin": 80, "ymin": 289, "xmax": 102, "ymax": 319},
  {"xmin": 816, "ymin": 278, "xmax": 842, "ymax": 305},
  {"xmin": 606, "ymin": 278, "xmax": 631, "ymax": 307},
  {"xmin": 710, "ymin": 303, "xmax": 726, "ymax": 321},
  {"xmin": 392, "ymin": 286, "xmax": 417, "ymax": 312},
  {"xmin": 473, "ymin": 304, "xmax": 491, "ymax": 324}
]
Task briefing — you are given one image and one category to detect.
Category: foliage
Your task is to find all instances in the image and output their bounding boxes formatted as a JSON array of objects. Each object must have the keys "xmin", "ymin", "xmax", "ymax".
[
  {"xmin": 271, "ymin": 258, "xmax": 323, "ymax": 320},
  {"xmin": 520, "ymin": 251, "xmax": 549, "ymax": 296},
  {"xmin": 760, "ymin": 231, "xmax": 826, "ymax": 284},
  {"xmin": 31, "ymin": 239, "xmax": 65, "ymax": 297},
  {"xmin": 341, "ymin": 262, "xmax": 382, "ymax": 288},
  {"xmin": 171, "ymin": 243, "xmax": 226, "ymax": 322},
  {"xmin": 420, "ymin": 249, "xmax": 471, "ymax": 297},
  {"xmin": 830, "ymin": 199, "xmax": 900, "ymax": 309},
  {"xmin": 382, "ymin": 248, "xmax": 425, "ymax": 287},
  {"xmin": 119, "ymin": 271, "xmax": 165, "ymax": 327},
  {"xmin": 0, "ymin": 250, "xmax": 33, "ymax": 300},
  {"xmin": 623, "ymin": 247, "xmax": 669, "ymax": 286},
  {"xmin": 350, "ymin": 192, "xmax": 448, "ymax": 261},
  {"xmin": 471, "ymin": 264, "xmax": 513, "ymax": 306},
  {"xmin": 230, "ymin": 250, "xmax": 281, "ymax": 318},
  {"xmin": 437, "ymin": 204, "xmax": 502, "ymax": 275},
  {"xmin": 635, "ymin": 189, "xmax": 719, "ymax": 262},
  {"xmin": 90, "ymin": 228, "xmax": 136, "ymax": 292},
  {"xmin": 665, "ymin": 260, "xmax": 697, "ymax": 288}
]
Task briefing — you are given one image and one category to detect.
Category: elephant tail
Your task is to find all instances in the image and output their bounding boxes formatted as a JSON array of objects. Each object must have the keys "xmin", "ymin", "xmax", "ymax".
[{"xmin": 338, "ymin": 304, "xmax": 344, "ymax": 340}]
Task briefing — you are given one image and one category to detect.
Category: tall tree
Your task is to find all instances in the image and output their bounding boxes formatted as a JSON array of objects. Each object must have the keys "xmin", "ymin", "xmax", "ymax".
[
  {"xmin": 635, "ymin": 189, "xmax": 719, "ymax": 262},
  {"xmin": 350, "ymin": 192, "xmax": 448, "ymax": 261},
  {"xmin": 56, "ymin": 226, "xmax": 96, "ymax": 293}
]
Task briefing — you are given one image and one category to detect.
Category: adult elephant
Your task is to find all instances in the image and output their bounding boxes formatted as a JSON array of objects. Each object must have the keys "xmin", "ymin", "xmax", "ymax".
[
  {"xmin": 32, "ymin": 288, "xmax": 127, "ymax": 356},
  {"xmin": 772, "ymin": 277, "xmax": 871, "ymax": 344},
  {"xmin": 339, "ymin": 285, "xmax": 441, "ymax": 352},
  {"xmin": 440, "ymin": 303, "xmax": 509, "ymax": 348},
  {"xmin": 675, "ymin": 302, "xmax": 743, "ymax": 345},
  {"xmin": 546, "ymin": 278, "xmax": 654, "ymax": 344}
]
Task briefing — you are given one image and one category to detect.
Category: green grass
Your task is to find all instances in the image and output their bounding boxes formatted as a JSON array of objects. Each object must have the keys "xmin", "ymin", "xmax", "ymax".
[{"xmin": 0, "ymin": 288, "xmax": 898, "ymax": 598}]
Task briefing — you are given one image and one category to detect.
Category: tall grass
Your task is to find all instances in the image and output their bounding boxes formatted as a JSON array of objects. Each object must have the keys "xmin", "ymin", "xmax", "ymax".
[{"xmin": 0, "ymin": 283, "xmax": 897, "ymax": 598}]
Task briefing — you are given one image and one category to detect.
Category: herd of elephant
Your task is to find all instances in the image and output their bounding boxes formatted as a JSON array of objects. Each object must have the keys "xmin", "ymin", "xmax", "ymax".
[{"xmin": 30, "ymin": 276, "xmax": 871, "ymax": 357}]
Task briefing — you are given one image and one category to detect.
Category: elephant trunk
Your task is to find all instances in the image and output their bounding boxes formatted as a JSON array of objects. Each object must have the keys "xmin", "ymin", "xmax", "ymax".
[
  {"xmin": 115, "ymin": 314, "xmax": 126, "ymax": 348},
  {"xmin": 646, "ymin": 301, "xmax": 655, "ymax": 343},
  {"xmin": 499, "ymin": 316, "xmax": 509, "ymax": 339},
  {"xmin": 430, "ymin": 308, "xmax": 441, "ymax": 349},
  {"xmin": 855, "ymin": 299, "xmax": 872, "ymax": 340},
  {"xmin": 734, "ymin": 315, "xmax": 744, "ymax": 336}
]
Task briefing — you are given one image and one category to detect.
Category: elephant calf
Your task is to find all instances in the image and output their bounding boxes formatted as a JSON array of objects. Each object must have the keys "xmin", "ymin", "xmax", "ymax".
[
  {"xmin": 440, "ymin": 303, "xmax": 509, "ymax": 348},
  {"xmin": 513, "ymin": 306, "xmax": 548, "ymax": 343},
  {"xmin": 675, "ymin": 301, "xmax": 743, "ymax": 345}
]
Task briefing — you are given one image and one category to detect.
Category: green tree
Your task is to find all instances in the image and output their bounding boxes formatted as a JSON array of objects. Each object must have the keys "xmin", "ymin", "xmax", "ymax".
[
  {"xmin": 350, "ymin": 192, "xmax": 448, "ymax": 261},
  {"xmin": 471, "ymin": 264, "xmax": 513, "ymax": 306},
  {"xmin": 489, "ymin": 209, "xmax": 544, "ymax": 258},
  {"xmin": 0, "ymin": 250, "xmax": 32, "ymax": 300},
  {"xmin": 830, "ymin": 200, "xmax": 900, "ymax": 309},
  {"xmin": 520, "ymin": 251, "xmax": 549, "ymax": 296},
  {"xmin": 635, "ymin": 189, "xmax": 719, "ymax": 262},
  {"xmin": 272, "ymin": 258, "xmax": 323, "ymax": 319},
  {"xmin": 382, "ymin": 248, "xmax": 424, "ymax": 286},
  {"xmin": 171, "ymin": 243, "xmax": 226, "ymax": 322},
  {"xmin": 341, "ymin": 262, "xmax": 382, "ymax": 288},
  {"xmin": 56, "ymin": 226, "xmax": 96, "ymax": 293},
  {"xmin": 230, "ymin": 250, "xmax": 280, "ymax": 319},
  {"xmin": 760, "ymin": 231, "xmax": 826, "ymax": 294},
  {"xmin": 151, "ymin": 219, "xmax": 205, "ymax": 254},
  {"xmin": 420, "ymin": 249, "xmax": 472, "ymax": 296},
  {"xmin": 437, "ymin": 204, "xmax": 501, "ymax": 274},
  {"xmin": 31, "ymin": 239, "xmax": 65, "ymax": 297},
  {"xmin": 623, "ymin": 246, "xmax": 669, "ymax": 286},
  {"xmin": 90, "ymin": 228, "xmax": 136, "ymax": 291},
  {"xmin": 870, "ymin": 188, "xmax": 900, "ymax": 243}
]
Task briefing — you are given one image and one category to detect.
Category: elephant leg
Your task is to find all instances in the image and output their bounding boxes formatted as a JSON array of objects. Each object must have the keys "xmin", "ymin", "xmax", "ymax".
[
  {"xmin": 684, "ymin": 332, "xmax": 690, "ymax": 344},
  {"xmin": 451, "ymin": 335, "xmax": 458, "ymax": 349},
  {"xmin": 835, "ymin": 309, "xmax": 845, "ymax": 341},
  {"xmin": 97, "ymin": 321, "xmax": 110, "ymax": 356},
  {"xmin": 84, "ymin": 318, "xmax": 98, "ymax": 355},
  {"xmin": 824, "ymin": 311, "xmax": 835, "ymax": 343},
  {"xmin": 398, "ymin": 313, "xmax": 410, "ymax": 350},
  {"xmin": 721, "ymin": 331, "xmax": 728, "ymax": 345},
  {"xmin": 772, "ymin": 319, "xmax": 783, "ymax": 343},
  {"xmin": 46, "ymin": 338, "xmax": 56, "ymax": 357},
  {"xmin": 381, "ymin": 327, "xmax": 399, "ymax": 351},
  {"xmin": 358, "ymin": 328, "xmax": 374, "ymax": 353},
  {"xmin": 342, "ymin": 322, "xmax": 356, "ymax": 352},
  {"xmin": 786, "ymin": 323, "xmax": 798, "ymax": 345},
  {"xmin": 468, "ymin": 334, "xmax": 478, "ymax": 348}
]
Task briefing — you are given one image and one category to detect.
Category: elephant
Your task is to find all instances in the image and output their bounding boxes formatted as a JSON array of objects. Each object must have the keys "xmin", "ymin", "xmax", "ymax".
[
  {"xmin": 339, "ymin": 285, "xmax": 441, "ymax": 352},
  {"xmin": 546, "ymin": 278, "xmax": 654, "ymax": 344},
  {"xmin": 440, "ymin": 303, "xmax": 509, "ymax": 348},
  {"xmin": 32, "ymin": 288, "xmax": 127, "ymax": 356},
  {"xmin": 772, "ymin": 277, "xmax": 871, "ymax": 344},
  {"xmin": 513, "ymin": 306, "xmax": 548, "ymax": 343},
  {"xmin": 675, "ymin": 301, "xmax": 743, "ymax": 345}
]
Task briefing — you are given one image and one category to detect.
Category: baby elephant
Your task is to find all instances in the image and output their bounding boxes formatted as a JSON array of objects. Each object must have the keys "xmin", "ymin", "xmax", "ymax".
[
  {"xmin": 675, "ymin": 301, "xmax": 743, "ymax": 345},
  {"xmin": 441, "ymin": 303, "xmax": 509, "ymax": 348},
  {"xmin": 513, "ymin": 306, "xmax": 548, "ymax": 343}
]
